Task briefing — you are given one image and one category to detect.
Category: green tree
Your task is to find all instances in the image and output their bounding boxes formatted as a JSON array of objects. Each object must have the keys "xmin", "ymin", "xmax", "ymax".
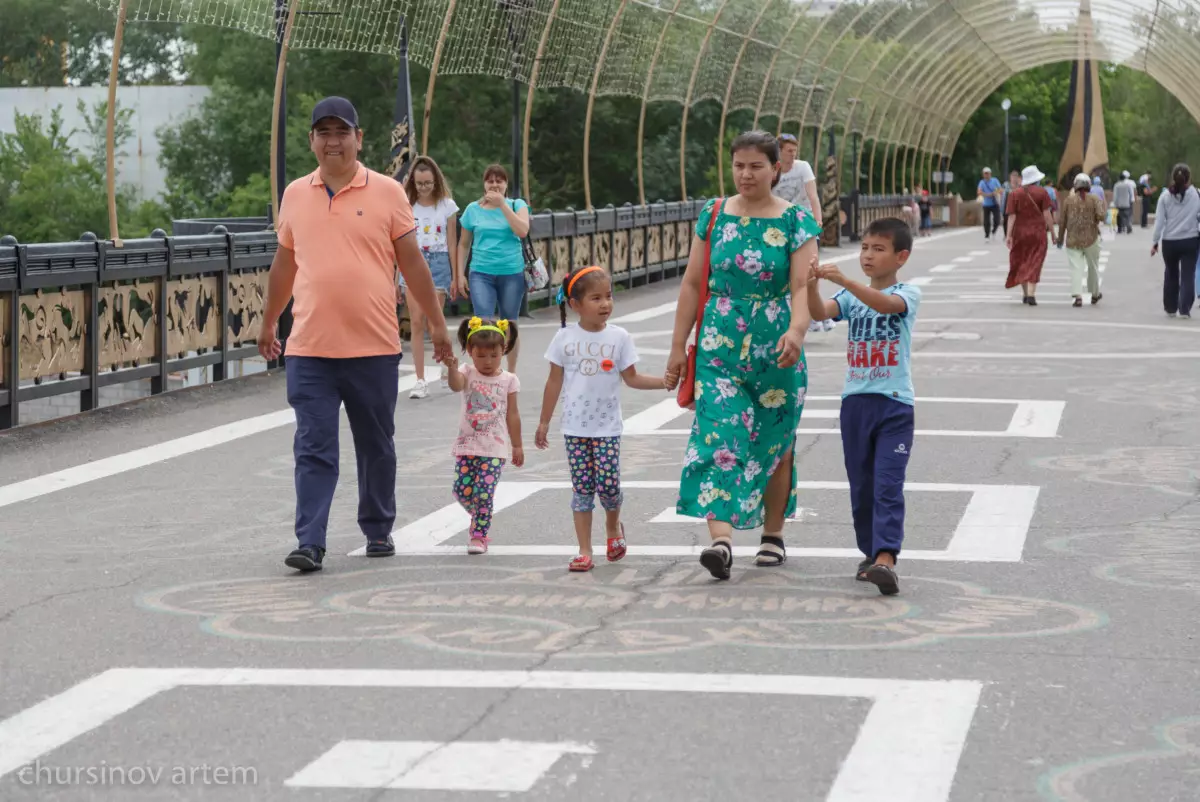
[{"xmin": 0, "ymin": 101, "xmax": 161, "ymax": 241}]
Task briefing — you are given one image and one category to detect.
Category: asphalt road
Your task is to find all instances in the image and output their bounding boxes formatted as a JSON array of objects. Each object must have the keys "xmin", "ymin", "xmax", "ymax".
[{"xmin": 2, "ymin": 224, "xmax": 1199, "ymax": 801}]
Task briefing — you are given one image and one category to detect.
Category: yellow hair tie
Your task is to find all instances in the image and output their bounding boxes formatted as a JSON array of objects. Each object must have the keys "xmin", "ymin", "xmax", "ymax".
[
  {"xmin": 496, "ymin": 319, "xmax": 509, "ymax": 334},
  {"xmin": 468, "ymin": 316, "xmax": 482, "ymax": 331}
]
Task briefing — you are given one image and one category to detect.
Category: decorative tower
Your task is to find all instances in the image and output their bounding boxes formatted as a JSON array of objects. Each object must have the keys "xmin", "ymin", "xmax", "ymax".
[{"xmin": 1057, "ymin": 0, "xmax": 1109, "ymax": 186}]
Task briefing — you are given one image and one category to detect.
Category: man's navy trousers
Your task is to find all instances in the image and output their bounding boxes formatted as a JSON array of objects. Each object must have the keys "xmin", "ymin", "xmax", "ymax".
[
  {"xmin": 286, "ymin": 354, "xmax": 400, "ymax": 550},
  {"xmin": 839, "ymin": 393, "xmax": 915, "ymax": 560}
]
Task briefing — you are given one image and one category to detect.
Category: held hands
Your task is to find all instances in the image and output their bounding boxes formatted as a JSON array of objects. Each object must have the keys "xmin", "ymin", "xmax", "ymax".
[
  {"xmin": 664, "ymin": 347, "xmax": 686, "ymax": 391},
  {"xmin": 257, "ymin": 322, "xmax": 282, "ymax": 361},
  {"xmin": 534, "ymin": 423, "xmax": 550, "ymax": 450},
  {"xmin": 430, "ymin": 323, "xmax": 454, "ymax": 363},
  {"xmin": 815, "ymin": 263, "xmax": 847, "ymax": 287}
]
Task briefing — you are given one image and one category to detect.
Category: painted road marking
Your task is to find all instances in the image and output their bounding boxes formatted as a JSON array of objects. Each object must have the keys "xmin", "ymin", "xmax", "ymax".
[
  {"xmin": 952, "ymin": 256, "xmax": 974, "ymax": 263},
  {"xmin": 284, "ymin": 739, "xmax": 595, "ymax": 792},
  {"xmin": 0, "ymin": 667, "xmax": 983, "ymax": 802},
  {"xmin": 929, "ymin": 264, "xmax": 958, "ymax": 272},
  {"xmin": 623, "ymin": 397, "xmax": 1066, "ymax": 438},
  {"xmin": 0, "ymin": 375, "xmax": 421, "ymax": 510},
  {"xmin": 387, "ymin": 480, "xmax": 1040, "ymax": 563}
]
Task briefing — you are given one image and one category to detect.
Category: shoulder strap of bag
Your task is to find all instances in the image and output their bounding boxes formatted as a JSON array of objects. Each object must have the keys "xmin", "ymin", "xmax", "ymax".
[{"xmin": 694, "ymin": 198, "xmax": 724, "ymax": 335}]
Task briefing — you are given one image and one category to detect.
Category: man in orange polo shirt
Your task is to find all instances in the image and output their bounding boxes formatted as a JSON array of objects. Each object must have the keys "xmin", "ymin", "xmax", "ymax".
[{"xmin": 259, "ymin": 96, "xmax": 452, "ymax": 573}]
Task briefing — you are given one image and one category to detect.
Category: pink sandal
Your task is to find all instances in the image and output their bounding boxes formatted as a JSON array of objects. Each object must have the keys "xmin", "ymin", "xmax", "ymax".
[{"xmin": 606, "ymin": 524, "xmax": 627, "ymax": 562}]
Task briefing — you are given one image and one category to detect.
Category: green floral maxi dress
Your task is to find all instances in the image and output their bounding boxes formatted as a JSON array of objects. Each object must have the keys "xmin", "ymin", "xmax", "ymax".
[{"xmin": 676, "ymin": 199, "xmax": 823, "ymax": 530}]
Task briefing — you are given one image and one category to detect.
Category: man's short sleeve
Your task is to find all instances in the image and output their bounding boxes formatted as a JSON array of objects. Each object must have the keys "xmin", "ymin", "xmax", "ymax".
[
  {"xmin": 544, "ymin": 328, "xmax": 566, "ymax": 366},
  {"xmin": 390, "ymin": 184, "xmax": 417, "ymax": 241},
  {"xmin": 894, "ymin": 284, "xmax": 921, "ymax": 318},
  {"xmin": 276, "ymin": 184, "xmax": 296, "ymax": 249},
  {"xmin": 617, "ymin": 328, "xmax": 638, "ymax": 371},
  {"xmin": 831, "ymin": 289, "xmax": 852, "ymax": 322},
  {"xmin": 797, "ymin": 160, "xmax": 816, "ymax": 184}
]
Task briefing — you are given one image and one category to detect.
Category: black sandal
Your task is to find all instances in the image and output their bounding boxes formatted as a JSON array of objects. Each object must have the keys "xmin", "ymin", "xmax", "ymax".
[
  {"xmin": 700, "ymin": 540, "xmax": 732, "ymax": 581},
  {"xmin": 864, "ymin": 563, "xmax": 900, "ymax": 596},
  {"xmin": 855, "ymin": 558, "xmax": 872, "ymax": 581},
  {"xmin": 754, "ymin": 535, "xmax": 786, "ymax": 567}
]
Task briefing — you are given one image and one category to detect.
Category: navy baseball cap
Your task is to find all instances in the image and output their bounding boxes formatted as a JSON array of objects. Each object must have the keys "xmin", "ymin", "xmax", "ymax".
[{"xmin": 311, "ymin": 96, "xmax": 359, "ymax": 129}]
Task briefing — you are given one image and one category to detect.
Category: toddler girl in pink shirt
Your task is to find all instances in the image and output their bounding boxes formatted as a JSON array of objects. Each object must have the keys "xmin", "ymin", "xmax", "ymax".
[{"xmin": 445, "ymin": 316, "xmax": 524, "ymax": 554}]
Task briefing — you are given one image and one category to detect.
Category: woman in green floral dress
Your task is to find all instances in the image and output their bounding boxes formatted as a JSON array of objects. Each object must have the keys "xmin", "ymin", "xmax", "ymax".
[{"xmin": 664, "ymin": 131, "xmax": 822, "ymax": 580}]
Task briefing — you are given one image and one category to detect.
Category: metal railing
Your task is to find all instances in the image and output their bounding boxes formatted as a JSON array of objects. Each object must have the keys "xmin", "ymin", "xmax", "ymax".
[{"xmin": 2, "ymin": 195, "xmax": 957, "ymax": 429}]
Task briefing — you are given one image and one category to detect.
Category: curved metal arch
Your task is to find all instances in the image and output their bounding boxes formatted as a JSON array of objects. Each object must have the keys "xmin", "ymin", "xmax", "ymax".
[
  {"xmin": 583, "ymin": 0, "xmax": 633, "ymax": 210},
  {"xmin": 807, "ymin": 0, "xmax": 926, "ymax": 189},
  {"xmin": 269, "ymin": 0, "xmax": 302, "ymax": 230},
  {"xmin": 717, "ymin": 0, "xmax": 776, "ymax": 196},
  {"xmin": 896, "ymin": 0, "xmax": 1200, "ymax": 158},
  {"xmin": 636, "ymin": 0, "xmax": 685, "ymax": 206},
  {"xmin": 521, "ymin": 0, "xmax": 563, "ymax": 209},
  {"xmin": 679, "ymin": 0, "xmax": 734, "ymax": 202},
  {"xmin": 773, "ymin": 6, "xmax": 853, "ymax": 137},
  {"xmin": 851, "ymin": 13, "xmax": 985, "ymax": 197},
  {"xmin": 839, "ymin": 4, "xmax": 983, "ymax": 196},
  {"xmin": 749, "ymin": 3, "xmax": 816, "ymax": 130},
  {"xmin": 879, "ymin": 45, "xmax": 995, "ymax": 194},
  {"xmin": 914, "ymin": 19, "xmax": 1200, "ymax": 179},
  {"xmin": 105, "ymin": 0, "xmax": 132, "ymax": 244},
  {"xmin": 420, "ymin": 0, "xmax": 459, "ymax": 156},
  {"xmin": 789, "ymin": 0, "xmax": 883, "ymax": 165}
]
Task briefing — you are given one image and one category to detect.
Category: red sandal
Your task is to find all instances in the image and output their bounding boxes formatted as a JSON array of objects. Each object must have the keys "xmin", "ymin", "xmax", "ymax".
[
  {"xmin": 568, "ymin": 555, "xmax": 594, "ymax": 572},
  {"xmin": 606, "ymin": 524, "xmax": 627, "ymax": 562}
]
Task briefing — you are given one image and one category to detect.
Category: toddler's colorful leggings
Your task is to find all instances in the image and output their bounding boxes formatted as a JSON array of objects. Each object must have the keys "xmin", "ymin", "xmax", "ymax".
[
  {"xmin": 564, "ymin": 436, "xmax": 623, "ymax": 513},
  {"xmin": 453, "ymin": 456, "xmax": 504, "ymax": 538}
]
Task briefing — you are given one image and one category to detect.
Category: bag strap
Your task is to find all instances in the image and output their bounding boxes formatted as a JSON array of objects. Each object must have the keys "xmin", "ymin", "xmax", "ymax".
[{"xmin": 693, "ymin": 197, "xmax": 724, "ymax": 337}]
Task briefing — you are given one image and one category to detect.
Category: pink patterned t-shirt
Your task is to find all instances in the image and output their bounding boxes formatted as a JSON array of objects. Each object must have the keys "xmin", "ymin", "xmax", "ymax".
[{"xmin": 452, "ymin": 365, "xmax": 520, "ymax": 460}]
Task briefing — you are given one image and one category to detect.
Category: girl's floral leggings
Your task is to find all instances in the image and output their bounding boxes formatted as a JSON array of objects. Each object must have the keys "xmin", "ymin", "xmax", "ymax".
[
  {"xmin": 565, "ymin": 436, "xmax": 623, "ymax": 512},
  {"xmin": 453, "ymin": 456, "xmax": 503, "ymax": 538}
]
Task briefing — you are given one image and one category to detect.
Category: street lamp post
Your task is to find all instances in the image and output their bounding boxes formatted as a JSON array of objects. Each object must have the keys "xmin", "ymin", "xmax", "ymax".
[{"xmin": 1001, "ymin": 98, "xmax": 1011, "ymax": 181}]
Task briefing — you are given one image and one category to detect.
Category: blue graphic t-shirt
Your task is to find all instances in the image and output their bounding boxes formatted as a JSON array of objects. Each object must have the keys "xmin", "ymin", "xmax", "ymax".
[
  {"xmin": 831, "ymin": 283, "xmax": 922, "ymax": 406},
  {"xmin": 978, "ymin": 177, "xmax": 1001, "ymax": 206}
]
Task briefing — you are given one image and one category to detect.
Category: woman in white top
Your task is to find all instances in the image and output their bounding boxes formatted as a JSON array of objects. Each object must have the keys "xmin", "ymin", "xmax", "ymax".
[{"xmin": 402, "ymin": 156, "xmax": 460, "ymax": 398}]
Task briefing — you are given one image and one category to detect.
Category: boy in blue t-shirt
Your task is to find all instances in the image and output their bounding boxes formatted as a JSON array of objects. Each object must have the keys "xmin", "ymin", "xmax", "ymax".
[{"xmin": 806, "ymin": 217, "xmax": 920, "ymax": 596}]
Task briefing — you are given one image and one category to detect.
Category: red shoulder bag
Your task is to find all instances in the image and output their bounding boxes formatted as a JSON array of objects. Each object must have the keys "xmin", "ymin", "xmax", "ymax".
[{"xmin": 676, "ymin": 197, "xmax": 724, "ymax": 409}]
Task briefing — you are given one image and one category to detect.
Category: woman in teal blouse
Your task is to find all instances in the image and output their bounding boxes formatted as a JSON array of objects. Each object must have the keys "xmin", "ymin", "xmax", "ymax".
[{"xmin": 457, "ymin": 163, "xmax": 530, "ymax": 371}]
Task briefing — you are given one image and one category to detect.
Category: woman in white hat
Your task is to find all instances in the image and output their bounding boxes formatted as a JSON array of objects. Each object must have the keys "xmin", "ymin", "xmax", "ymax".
[
  {"xmin": 1056, "ymin": 172, "xmax": 1106, "ymax": 307},
  {"xmin": 1004, "ymin": 165, "xmax": 1057, "ymax": 305}
]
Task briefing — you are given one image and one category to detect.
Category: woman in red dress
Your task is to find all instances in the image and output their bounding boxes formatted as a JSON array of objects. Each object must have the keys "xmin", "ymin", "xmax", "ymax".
[{"xmin": 1005, "ymin": 165, "xmax": 1058, "ymax": 305}]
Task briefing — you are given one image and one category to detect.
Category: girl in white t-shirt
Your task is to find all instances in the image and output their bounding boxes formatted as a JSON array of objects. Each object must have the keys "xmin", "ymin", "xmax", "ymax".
[
  {"xmin": 402, "ymin": 156, "xmax": 460, "ymax": 399},
  {"xmin": 445, "ymin": 316, "xmax": 524, "ymax": 554},
  {"xmin": 535, "ymin": 266, "xmax": 666, "ymax": 572}
]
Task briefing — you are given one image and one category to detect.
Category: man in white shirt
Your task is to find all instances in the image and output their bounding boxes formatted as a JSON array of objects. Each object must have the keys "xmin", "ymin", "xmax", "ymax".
[
  {"xmin": 774, "ymin": 133, "xmax": 831, "ymax": 332},
  {"xmin": 774, "ymin": 133, "xmax": 822, "ymax": 226}
]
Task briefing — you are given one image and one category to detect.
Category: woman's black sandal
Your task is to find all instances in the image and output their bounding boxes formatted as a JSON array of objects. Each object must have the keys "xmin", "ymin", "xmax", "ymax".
[
  {"xmin": 754, "ymin": 535, "xmax": 787, "ymax": 567},
  {"xmin": 700, "ymin": 540, "xmax": 733, "ymax": 580}
]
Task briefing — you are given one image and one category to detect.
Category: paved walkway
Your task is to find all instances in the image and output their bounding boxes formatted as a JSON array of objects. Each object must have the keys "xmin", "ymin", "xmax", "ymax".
[{"xmin": 2, "ymin": 226, "xmax": 1198, "ymax": 801}]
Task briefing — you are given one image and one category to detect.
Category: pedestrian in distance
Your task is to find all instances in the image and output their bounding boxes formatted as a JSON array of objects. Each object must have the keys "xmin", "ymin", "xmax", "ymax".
[
  {"xmin": 400, "ymin": 155, "xmax": 460, "ymax": 399},
  {"xmin": 536, "ymin": 265, "xmax": 666, "ymax": 572},
  {"xmin": 1150, "ymin": 163, "xmax": 1200, "ymax": 318},
  {"xmin": 258, "ymin": 96, "xmax": 452, "ymax": 574},
  {"xmin": 444, "ymin": 317, "xmax": 524, "ymax": 555},
  {"xmin": 1056, "ymin": 173, "xmax": 1106, "ymax": 307},
  {"xmin": 805, "ymin": 217, "xmax": 921, "ymax": 596}
]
